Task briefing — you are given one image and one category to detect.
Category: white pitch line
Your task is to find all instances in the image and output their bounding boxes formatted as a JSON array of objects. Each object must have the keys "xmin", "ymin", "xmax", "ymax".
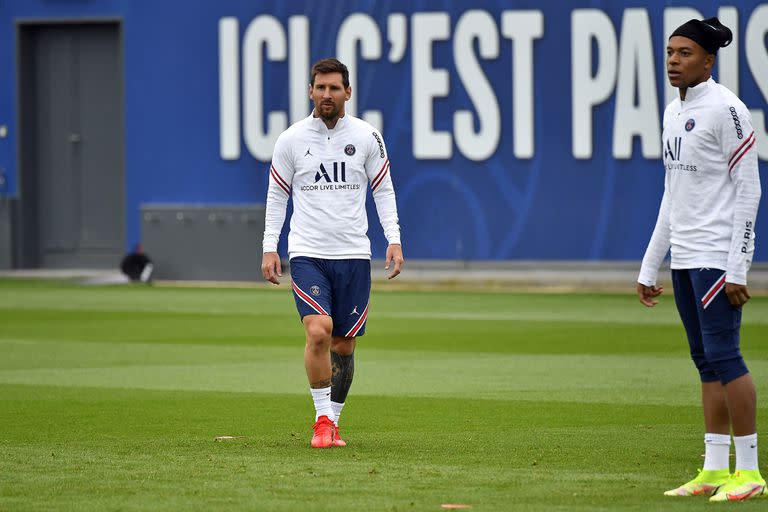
[{"xmin": 2, "ymin": 304, "xmax": 766, "ymax": 325}]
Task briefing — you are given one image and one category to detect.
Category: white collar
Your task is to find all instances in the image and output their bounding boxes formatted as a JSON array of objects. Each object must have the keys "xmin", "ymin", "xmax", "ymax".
[
  {"xmin": 308, "ymin": 112, "xmax": 347, "ymax": 132},
  {"xmin": 682, "ymin": 76, "xmax": 714, "ymax": 103}
]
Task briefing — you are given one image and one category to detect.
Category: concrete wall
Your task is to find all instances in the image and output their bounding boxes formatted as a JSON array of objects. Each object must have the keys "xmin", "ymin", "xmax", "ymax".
[{"xmin": 141, "ymin": 204, "xmax": 265, "ymax": 281}]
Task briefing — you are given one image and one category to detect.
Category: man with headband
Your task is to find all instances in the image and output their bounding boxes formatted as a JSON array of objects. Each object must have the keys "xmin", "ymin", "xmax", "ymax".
[{"xmin": 637, "ymin": 17, "xmax": 764, "ymax": 501}]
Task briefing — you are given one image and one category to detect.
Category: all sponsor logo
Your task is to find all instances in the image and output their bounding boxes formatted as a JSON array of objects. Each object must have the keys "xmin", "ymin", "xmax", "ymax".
[
  {"xmin": 664, "ymin": 137, "xmax": 681, "ymax": 161},
  {"xmin": 664, "ymin": 136, "xmax": 697, "ymax": 171},
  {"xmin": 729, "ymin": 106, "xmax": 743, "ymax": 139},
  {"xmin": 300, "ymin": 161, "xmax": 362, "ymax": 191},
  {"xmin": 315, "ymin": 162, "xmax": 346, "ymax": 183}
]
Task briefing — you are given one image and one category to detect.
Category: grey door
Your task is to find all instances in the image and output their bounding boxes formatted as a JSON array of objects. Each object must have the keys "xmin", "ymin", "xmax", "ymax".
[{"xmin": 19, "ymin": 23, "xmax": 124, "ymax": 268}]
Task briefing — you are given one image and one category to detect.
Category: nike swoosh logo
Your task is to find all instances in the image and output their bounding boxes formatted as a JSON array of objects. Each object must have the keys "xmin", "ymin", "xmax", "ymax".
[{"xmin": 728, "ymin": 484, "xmax": 764, "ymax": 501}]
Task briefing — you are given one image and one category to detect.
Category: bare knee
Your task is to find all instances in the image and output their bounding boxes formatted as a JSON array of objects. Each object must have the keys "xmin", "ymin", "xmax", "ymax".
[
  {"xmin": 331, "ymin": 336, "xmax": 356, "ymax": 356},
  {"xmin": 304, "ymin": 315, "xmax": 332, "ymax": 350}
]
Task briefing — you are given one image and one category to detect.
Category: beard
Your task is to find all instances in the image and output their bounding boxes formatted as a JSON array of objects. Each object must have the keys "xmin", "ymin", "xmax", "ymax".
[{"xmin": 316, "ymin": 101, "xmax": 342, "ymax": 121}]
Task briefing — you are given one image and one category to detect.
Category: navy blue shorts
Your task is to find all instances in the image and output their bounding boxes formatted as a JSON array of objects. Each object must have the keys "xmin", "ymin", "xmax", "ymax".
[
  {"xmin": 672, "ymin": 268, "xmax": 748, "ymax": 385},
  {"xmin": 290, "ymin": 257, "xmax": 371, "ymax": 338}
]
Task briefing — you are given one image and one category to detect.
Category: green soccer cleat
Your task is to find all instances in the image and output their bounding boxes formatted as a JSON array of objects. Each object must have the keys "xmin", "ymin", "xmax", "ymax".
[
  {"xmin": 663, "ymin": 469, "xmax": 730, "ymax": 497},
  {"xmin": 709, "ymin": 470, "xmax": 766, "ymax": 502}
]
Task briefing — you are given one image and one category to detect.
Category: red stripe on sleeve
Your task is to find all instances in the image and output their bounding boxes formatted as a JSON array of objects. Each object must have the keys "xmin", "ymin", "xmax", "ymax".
[
  {"xmin": 370, "ymin": 159, "xmax": 389, "ymax": 185},
  {"xmin": 270, "ymin": 168, "xmax": 290, "ymax": 195},
  {"xmin": 728, "ymin": 132, "xmax": 755, "ymax": 166},
  {"xmin": 371, "ymin": 169, "xmax": 389, "ymax": 192},
  {"xmin": 371, "ymin": 162, "xmax": 390, "ymax": 191},
  {"xmin": 270, "ymin": 165, "xmax": 290, "ymax": 190},
  {"xmin": 729, "ymin": 138, "xmax": 756, "ymax": 175}
]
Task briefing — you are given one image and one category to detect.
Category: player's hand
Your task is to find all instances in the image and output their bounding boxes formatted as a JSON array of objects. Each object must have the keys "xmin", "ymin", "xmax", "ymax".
[
  {"xmin": 385, "ymin": 244, "xmax": 404, "ymax": 280},
  {"xmin": 725, "ymin": 282, "xmax": 750, "ymax": 307},
  {"xmin": 637, "ymin": 282, "xmax": 663, "ymax": 307},
  {"xmin": 261, "ymin": 252, "xmax": 282, "ymax": 285}
]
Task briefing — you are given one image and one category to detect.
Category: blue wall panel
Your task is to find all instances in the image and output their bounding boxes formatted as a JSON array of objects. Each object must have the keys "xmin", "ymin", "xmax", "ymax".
[{"xmin": 1, "ymin": 1, "xmax": 766, "ymax": 262}]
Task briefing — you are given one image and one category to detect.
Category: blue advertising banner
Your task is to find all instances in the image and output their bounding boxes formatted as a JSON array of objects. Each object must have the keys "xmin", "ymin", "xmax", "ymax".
[{"xmin": 1, "ymin": 1, "xmax": 766, "ymax": 261}]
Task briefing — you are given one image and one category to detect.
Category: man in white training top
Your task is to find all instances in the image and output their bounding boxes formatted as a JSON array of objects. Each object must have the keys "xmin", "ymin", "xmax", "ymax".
[
  {"xmin": 261, "ymin": 58, "xmax": 404, "ymax": 449},
  {"xmin": 637, "ymin": 17, "xmax": 763, "ymax": 501}
]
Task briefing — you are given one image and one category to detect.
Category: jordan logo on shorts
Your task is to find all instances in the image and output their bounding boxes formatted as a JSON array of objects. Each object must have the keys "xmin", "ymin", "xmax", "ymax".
[
  {"xmin": 304, "ymin": 147, "xmax": 312, "ymax": 157},
  {"xmin": 350, "ymin": 306, "xmax": 359, "ymax": 316}
]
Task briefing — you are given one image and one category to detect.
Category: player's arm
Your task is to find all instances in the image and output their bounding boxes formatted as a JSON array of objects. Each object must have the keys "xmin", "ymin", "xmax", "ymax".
[
  {"xmin": 637, "ymin": 172, "xmax": 672, "ymax": 307},
  {"xmin": 365, "ymin": 130, "xmax": 403, "ymax": 279},
  {"xmin": 722, "ymin": 105, "xmax": 761, "ymax": 306},
  {"xmin": 262, "ymin": 136, "xmax": 295, "ymax": 285}
]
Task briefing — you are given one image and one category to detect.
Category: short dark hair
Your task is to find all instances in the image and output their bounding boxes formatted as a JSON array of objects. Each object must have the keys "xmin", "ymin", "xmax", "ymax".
[{"xmin": 310, "ymin": 58, "xmax": 350, "ymax": 88}]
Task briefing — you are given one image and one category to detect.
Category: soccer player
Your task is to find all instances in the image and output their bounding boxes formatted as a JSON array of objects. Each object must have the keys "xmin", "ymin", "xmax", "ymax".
[
  {"xmin": 261, "ymin": 58, "xmax": 403, "ymax": 449},
  {"xmin": 637, "ymin": 18, "xmax": 764, "ymax": 501}
]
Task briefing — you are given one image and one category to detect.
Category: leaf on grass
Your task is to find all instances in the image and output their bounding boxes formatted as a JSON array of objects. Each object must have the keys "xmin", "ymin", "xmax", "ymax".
[{"xmin": 214, "ymin": 435, "xmax": 244, "ymax": 441}]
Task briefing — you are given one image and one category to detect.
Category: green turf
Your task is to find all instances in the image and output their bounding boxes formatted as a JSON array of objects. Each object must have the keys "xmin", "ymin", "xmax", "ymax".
[{"xmin": 0, "ymin": 278, "xmax": 766, "ymax": 511}]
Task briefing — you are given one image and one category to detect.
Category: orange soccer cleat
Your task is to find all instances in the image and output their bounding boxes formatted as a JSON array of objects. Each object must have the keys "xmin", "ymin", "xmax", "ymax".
[
  {"xmin": 311, "ymin": 416, "xmax": 334, "ymax": 448},
  {"xmin": 332, "ymin": 424, "xmax": 347, "ymax": 447}
]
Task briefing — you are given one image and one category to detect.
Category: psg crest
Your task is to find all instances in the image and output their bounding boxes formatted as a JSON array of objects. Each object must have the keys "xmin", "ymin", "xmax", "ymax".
[
  {"xmin": 344, "ymin": 144, "xmax": 355, "ymax": 156},
  {"xmin": 310, "ymin": 285, "xmax": 321, "ymax": 296},
  {"xmin": 685, "ymin": 118, "xmax": 695, "ymax": 131}
]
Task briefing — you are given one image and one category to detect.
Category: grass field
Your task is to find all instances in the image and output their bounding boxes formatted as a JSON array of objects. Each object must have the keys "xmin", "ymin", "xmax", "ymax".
[{"xmin": 1, "ymin": 278, "xmax": 766, "ymax": 511}]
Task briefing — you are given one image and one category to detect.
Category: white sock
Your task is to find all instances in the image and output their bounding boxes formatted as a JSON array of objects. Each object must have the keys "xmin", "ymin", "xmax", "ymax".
[
  {"xmin": 734, "ymin": 433, "xmax": 759, "ymax": 471},
  {"xmin": 703, "ymin": 433, "xmax": 731, "ymax": 470},
  {"xmin": 331, "ymin": 401, "xmax": 345, "ymax": 426},
  {"xmin": 310, "ymin": 386, "xmax": 333, "ymax": 421}
]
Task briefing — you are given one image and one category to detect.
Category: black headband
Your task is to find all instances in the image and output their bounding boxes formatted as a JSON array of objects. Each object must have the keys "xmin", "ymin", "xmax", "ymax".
[{"xmin": 670, "ymin": 17, "xmax": 733, "ymax": 54}]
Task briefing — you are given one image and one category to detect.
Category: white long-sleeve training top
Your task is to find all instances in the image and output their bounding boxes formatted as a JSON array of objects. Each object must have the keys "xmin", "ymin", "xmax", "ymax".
[
  {"xmin": 639, "ymin": 77, "xmax": 761, "ymax": 286},
  {"xmin": 262, "ymin": 114, "xmax": 401, "ymax": 260}
]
